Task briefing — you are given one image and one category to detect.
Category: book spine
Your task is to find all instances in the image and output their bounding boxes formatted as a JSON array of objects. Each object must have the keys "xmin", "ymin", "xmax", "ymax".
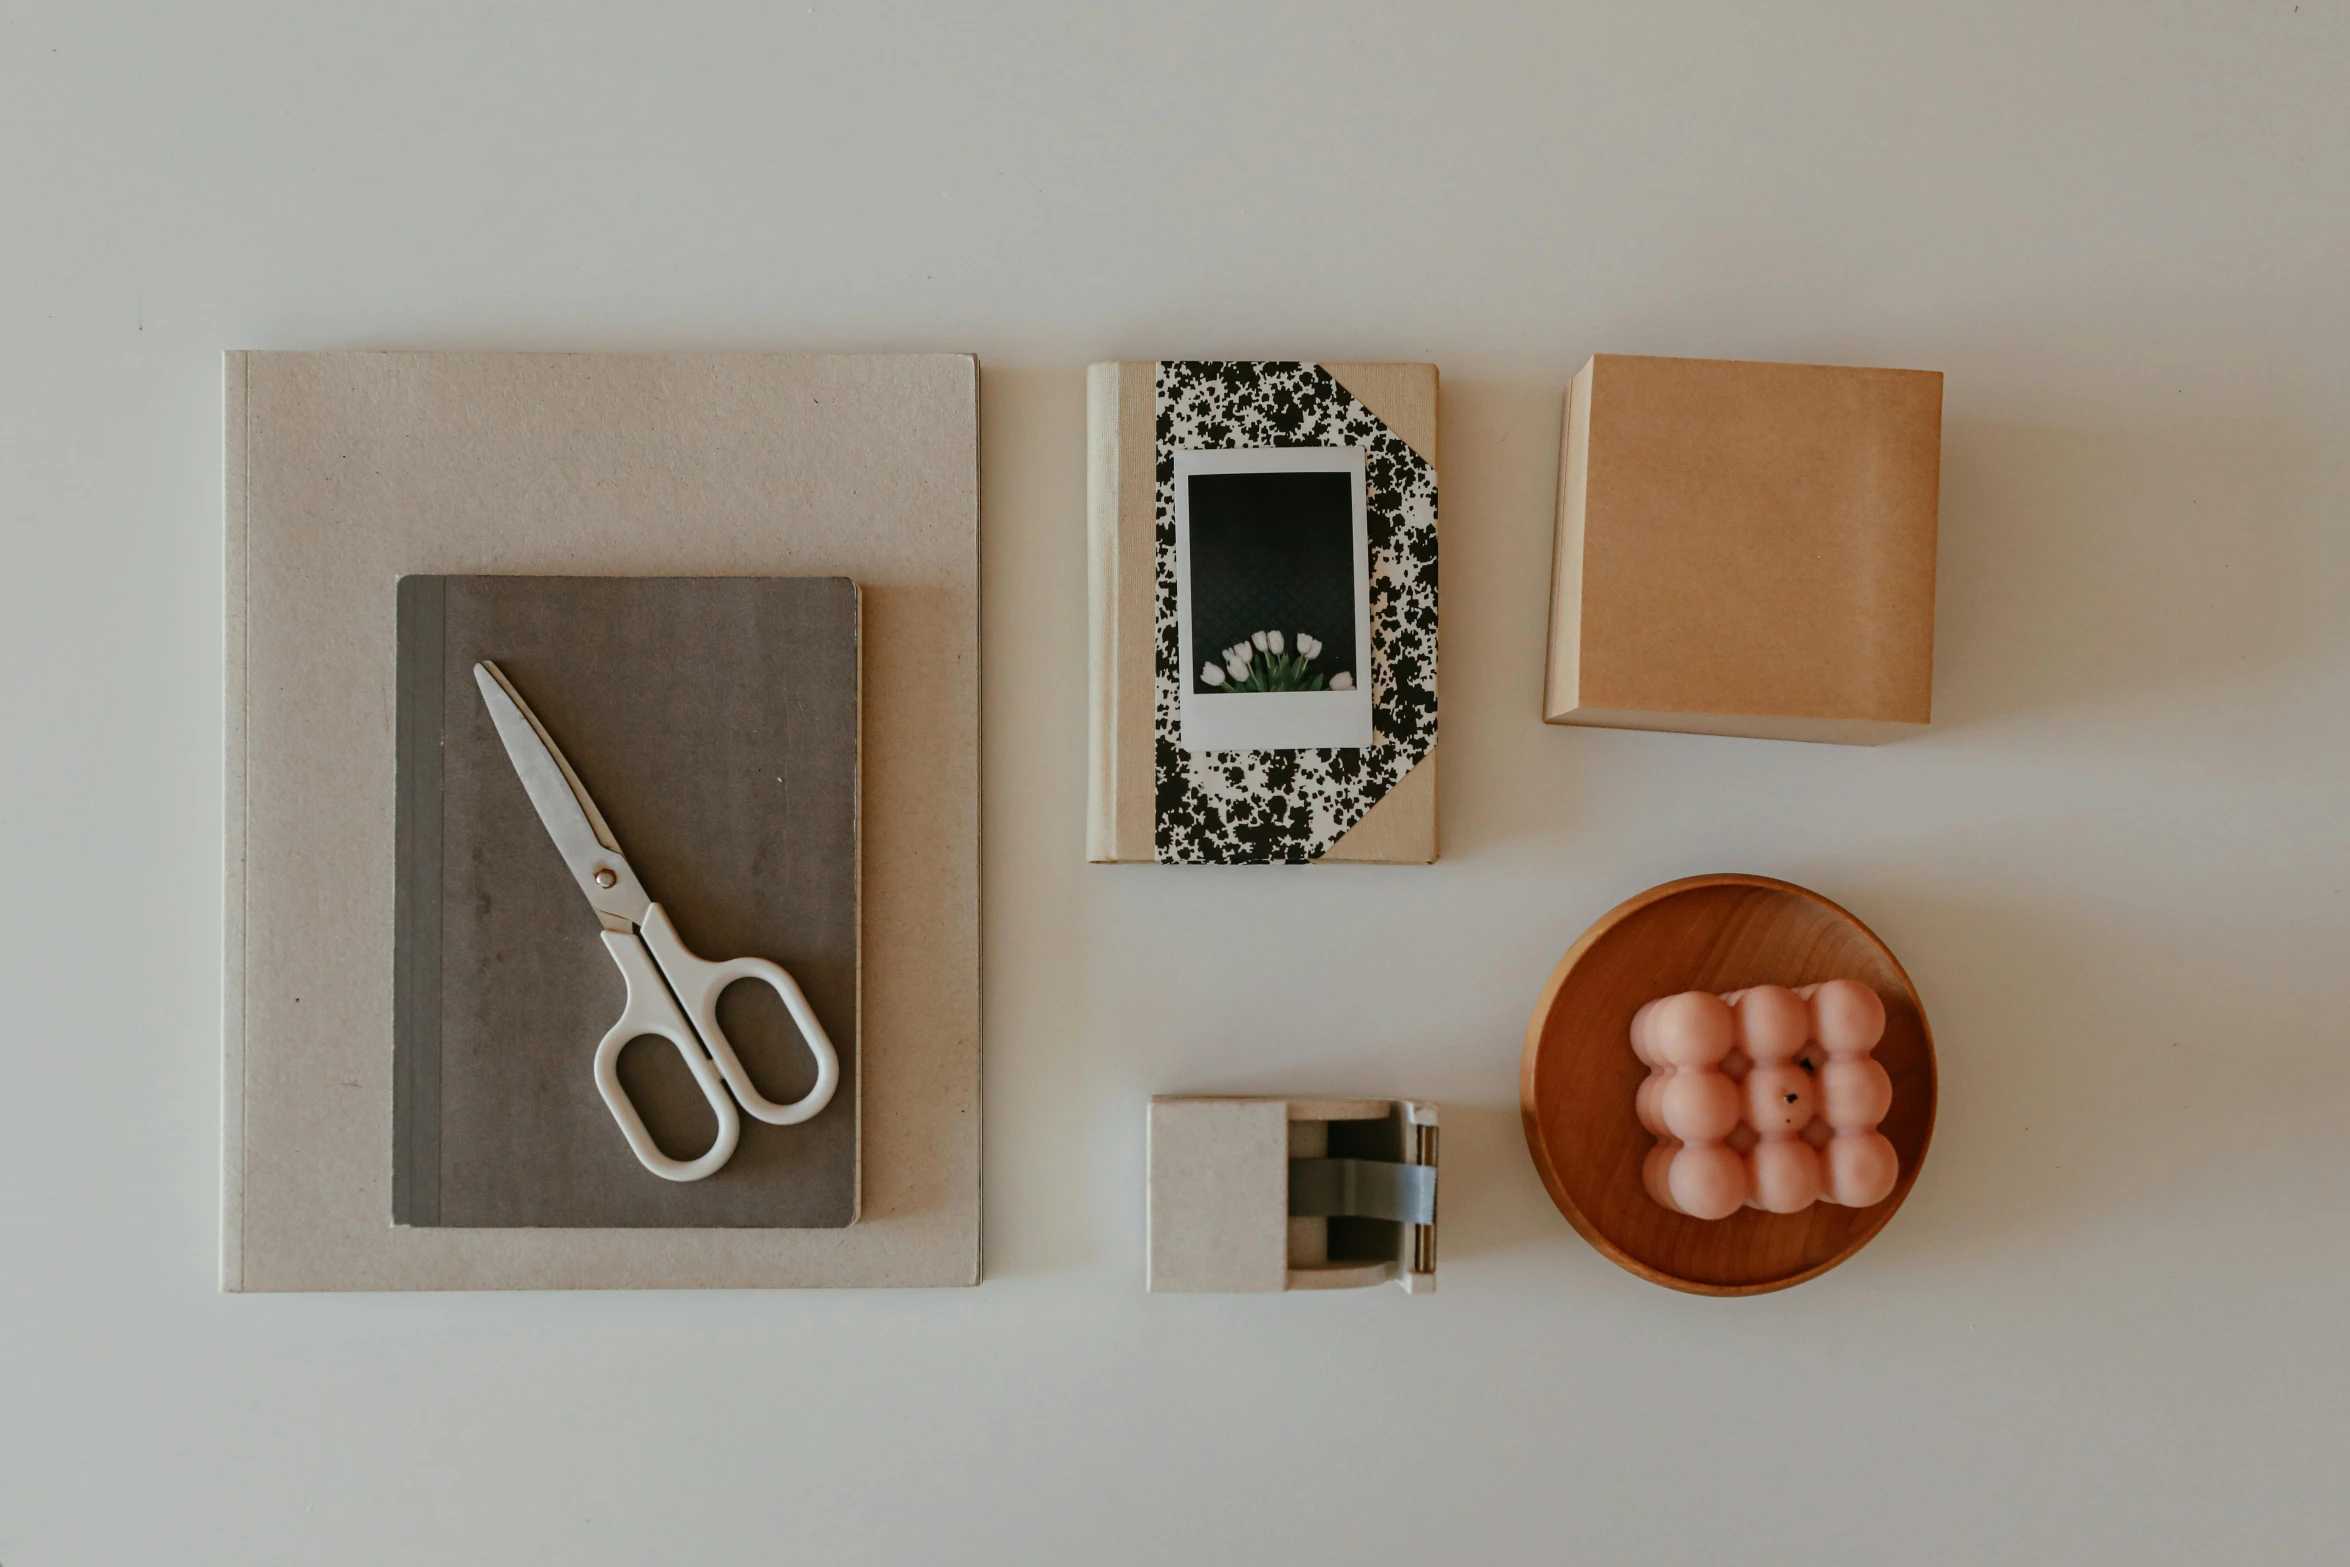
[
  {"xmin": 1085, "ymin": 363, "xmax": 1155, "ymax": 862},
  {"xmin": 391, "ymin": 574, "xmax": 446, "ymax": 1226}
]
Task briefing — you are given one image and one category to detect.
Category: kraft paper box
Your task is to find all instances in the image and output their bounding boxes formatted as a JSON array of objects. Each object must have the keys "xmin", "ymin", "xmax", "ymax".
[{"xmin": 1543, "ymin": 354, "xmax": 1943, "ymax": 745}]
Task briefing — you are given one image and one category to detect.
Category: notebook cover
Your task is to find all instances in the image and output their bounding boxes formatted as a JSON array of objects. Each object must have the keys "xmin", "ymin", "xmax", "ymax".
[
  {"xmin": 395, "ymin": 575, "xmax": 859, "ymax": 1229},
  {"xmin": 1543, "ymin": 353, "xmax": 1941, "ymax": 743},
  {"xmin": 1085, "ymin": 361, "xmax": 1439, "ymax": 864}
]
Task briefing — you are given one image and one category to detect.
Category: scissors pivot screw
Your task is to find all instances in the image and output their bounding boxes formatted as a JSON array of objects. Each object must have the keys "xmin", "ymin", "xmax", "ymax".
[{"xmin": 594, "ymin": 868, "xmax": 618, "ymax": 888}]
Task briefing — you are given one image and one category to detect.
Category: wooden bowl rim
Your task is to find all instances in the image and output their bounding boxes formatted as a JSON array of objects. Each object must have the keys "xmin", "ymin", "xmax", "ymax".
[{"xmin": 1519, "ymin": 873, "xmax": 1938, "ymax": 1297}]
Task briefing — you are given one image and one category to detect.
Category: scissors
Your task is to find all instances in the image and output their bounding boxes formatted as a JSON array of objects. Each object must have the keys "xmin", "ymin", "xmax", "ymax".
[{"xmin": 474, "ymin": 660, "xmax": 840, "ymax": 1182}]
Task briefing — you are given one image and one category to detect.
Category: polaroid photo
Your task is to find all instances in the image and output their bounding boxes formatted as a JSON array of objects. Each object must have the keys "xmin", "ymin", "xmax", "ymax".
[{"xmin": 1175, "ymin": 446, "xmax": 1375, "ymax": 753}]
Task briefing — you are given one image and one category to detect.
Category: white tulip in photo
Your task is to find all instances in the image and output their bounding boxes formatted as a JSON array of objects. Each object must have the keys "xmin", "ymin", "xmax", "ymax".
[
  {"xmin": 1329, "ymin": 671, "xmax": 1353, "ymax": 690},
  {"xmin": 1200, "ymin": 662, "xmax": 1226, "ymax": 686}
]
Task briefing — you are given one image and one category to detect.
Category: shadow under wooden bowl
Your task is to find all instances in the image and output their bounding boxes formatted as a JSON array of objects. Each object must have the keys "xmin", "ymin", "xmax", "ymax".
[{"xmin": 1521, "ymin": 874, "xmax": 1937, "ymax": 1296}]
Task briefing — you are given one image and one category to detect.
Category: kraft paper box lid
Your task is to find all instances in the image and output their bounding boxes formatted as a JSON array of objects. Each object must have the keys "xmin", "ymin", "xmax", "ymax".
[{"xmin": 1543, "ymin": 354, "xmax": 1943, "ymax": 745}]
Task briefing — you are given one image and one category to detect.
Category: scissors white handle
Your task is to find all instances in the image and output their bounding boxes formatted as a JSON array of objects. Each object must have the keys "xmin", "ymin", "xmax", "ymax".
[
  {"xmin": 592, "ymin": 927, "xmax": 743, "ymax": 1183},
  {"xmin": 638, "ymin": 903, "xmax": 841, "ymax": 1128},
  {"xmin": 593, "ymin": 903, "xmax": 842, "ymax": 1181}
]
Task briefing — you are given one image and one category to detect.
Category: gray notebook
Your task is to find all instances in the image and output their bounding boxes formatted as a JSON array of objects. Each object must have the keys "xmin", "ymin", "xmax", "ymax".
[{"xmin": 395, "ymin": 575, "xmax": 859, "ymax": 1228}]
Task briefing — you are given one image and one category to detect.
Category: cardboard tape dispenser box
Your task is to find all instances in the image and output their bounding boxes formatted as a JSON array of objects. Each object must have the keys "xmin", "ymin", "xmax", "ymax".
[{"xmin": 1147, "ymin": 1097, "xmax": 1438, "ymax": 1295}]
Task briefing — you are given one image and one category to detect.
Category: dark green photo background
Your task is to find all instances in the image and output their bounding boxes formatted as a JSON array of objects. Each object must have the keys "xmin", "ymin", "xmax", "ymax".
[{"xmin": 1185, "ymin": 470, "xmax": 1359, "ymax": 691}]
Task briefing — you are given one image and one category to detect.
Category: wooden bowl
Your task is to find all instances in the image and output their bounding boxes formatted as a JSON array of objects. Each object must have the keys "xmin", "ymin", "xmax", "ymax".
[{"xmin": 1521, "ymin": 874, "xmax": 1937, "ymax": 1295}]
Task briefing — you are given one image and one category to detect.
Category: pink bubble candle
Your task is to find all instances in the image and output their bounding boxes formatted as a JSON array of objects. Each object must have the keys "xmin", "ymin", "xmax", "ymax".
[{"xmin": 1631, "ymin": 981, "xmax": 1898, "ymax": 1220}]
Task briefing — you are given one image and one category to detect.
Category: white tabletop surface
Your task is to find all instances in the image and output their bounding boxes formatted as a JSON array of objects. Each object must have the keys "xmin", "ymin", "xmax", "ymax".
[{"xmin": 5, "ymin": 3, "xmax": 2346, "ymax": 1561}]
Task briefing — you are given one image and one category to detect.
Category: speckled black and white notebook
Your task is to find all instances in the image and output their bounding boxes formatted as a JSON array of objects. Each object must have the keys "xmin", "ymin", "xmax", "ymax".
[{"xmin": 1086, "ymin": 361, "xmax": 1440, "ymax": 865}]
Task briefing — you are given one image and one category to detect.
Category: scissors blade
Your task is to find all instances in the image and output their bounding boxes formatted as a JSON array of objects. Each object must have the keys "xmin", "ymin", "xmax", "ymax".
[{"xmin": 472, "ymin": 661, "xmax": 652, "ymax": 930}]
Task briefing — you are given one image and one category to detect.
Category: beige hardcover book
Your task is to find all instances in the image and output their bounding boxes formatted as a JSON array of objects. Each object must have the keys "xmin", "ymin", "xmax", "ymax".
[
  {"xmin": 1544, "ymin": 354, "xmax": 1942, "ymax": 745},
  {"xmin": 1087, "ymin": 360, "xmax": 1439, "ymax": 865},
  {"xmin": 224, "ymin": 351, "xmax": 979, "ymax": 1290}
]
